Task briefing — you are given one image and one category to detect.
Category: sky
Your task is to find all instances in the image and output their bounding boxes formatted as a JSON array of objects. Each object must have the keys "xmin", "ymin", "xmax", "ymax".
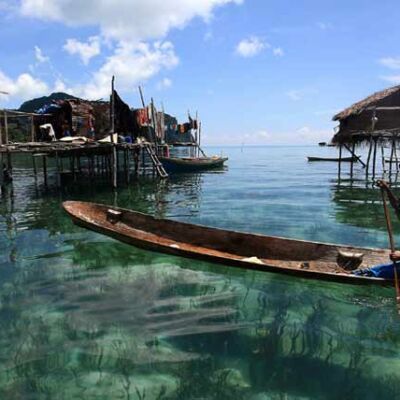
[{"xmin": 0, "ymin": 0, "xmax": 400, "ymax": 145}]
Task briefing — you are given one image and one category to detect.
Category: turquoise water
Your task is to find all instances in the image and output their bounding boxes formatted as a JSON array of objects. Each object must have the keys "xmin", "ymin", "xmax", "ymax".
[{"xmin": 1, "ymin": 145, "xmax": 400, "ymax": 399}]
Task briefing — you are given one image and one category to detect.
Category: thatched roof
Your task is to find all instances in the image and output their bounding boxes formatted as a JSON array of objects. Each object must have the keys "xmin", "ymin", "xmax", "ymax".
[{"xmin": 333, "ymin": 85, "xmax": 400, "ymax": 121}]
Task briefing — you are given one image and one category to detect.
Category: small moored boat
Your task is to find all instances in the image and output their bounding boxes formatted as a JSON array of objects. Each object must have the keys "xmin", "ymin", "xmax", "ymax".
[
  {"xmin": 307, "ymin": 156, "xmax": 359, "ymax": 162},
  {"xmin": 159, "ymin": 156, "xmax": 228, "ymax": 172},
  {"xmin": 63, "ymin": 201, "xmax": 393, "ymax": 286}
]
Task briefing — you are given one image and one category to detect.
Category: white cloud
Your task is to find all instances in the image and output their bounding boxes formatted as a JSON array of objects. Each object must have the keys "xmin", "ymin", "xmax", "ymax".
[
  {"xmin": 379, "ymin": 57, "xmax": 400, "ymax": 70},
  {"xmin": 236, "ymin": 36, "xmax": 267, "ymax": 58},
  {"xmin": 381, "ymin": 75, "xmax": 400, "ymax": 84},
  {"xmin": 20, "ymin": 0, "xmax": 243, "ymax": 42},
  {"xmin": 34, "ymin": 45, "xmax": 49, "ymax": 63},
  {"xmin": 204, "ymin": 31, "xmax": 213, "ymax": 42},
  {"xmin": 273, "ymin": 47, "xmax": 284, "ymax": 57},
  {"xmin": 63, "ymin": 36, "xmax": 101, "ymax": 65},
  {"xmin": 286, "ymin": 90, "xmax": 302, "ymax": 101},
  {"xmin": 157, "ymin": 77, "xmax": 172, "ymax": 90},
  {"xmin": 317, "ymin": 22, "xmax": 332, "ymax": 30},
  {"xmin": 297, "ymin": 126, "xmax": 331, "ymax": 142},
  {"xmin": 0, "ymin": 70, "xmax": 49, "ymax": 102},
  {"xmin": 286, "ymin": 88, "xmax": 318, "ymax": 101},
  {"xmin": 68, "ymin": 41, "xmax": 178, "ymax": 99}
]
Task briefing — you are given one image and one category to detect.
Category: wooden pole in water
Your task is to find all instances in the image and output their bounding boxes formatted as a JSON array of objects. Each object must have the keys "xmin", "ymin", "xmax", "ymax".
[
  {"xmin": 55, "ymin": 152, "xmax": 61, "ymax": 188},
  {"xmin": 6, "ymin": 150, "xmax": 12, "ymax": 179},
  {"xmin": 366, "ymin": 136, "xmax": 373, "ymax": 177},
  {"xmin": 0, "ymin": 113, "xmax": 2, "ymax": 145},
  {"xmin": 372, "ymin": 138, "xmax": 378, "ymax": 179},
  {"xmin": 350, "ymin": 142, "xmax": 355, "ymax": 178},
  {"xmin": 42, "ymin": 154, "xmax": 47, "ymax": 186},
  {"xmin": 389, "ymin": 137, "xmax": 395, "ymax": 176},
  {"xmin": 4, "ymin": 111, "xmax": 8, "ymax": 144},
  {"xmin": 380, "ymin": 185, "xmax": 400, "ymax": 309},
  {"xmin": 338, "ymin": 144, "xmax": 342, "ymax": 180},
  {"xmin": 31, "ymin": 115, "xmax": 35, "ymax": 142},
  {"xmin": 381, "ymin": 142, "xmax": 386, "ymax": 173},
  {"xmin": 32, "ymin": 153, "xmax": 37, "ymax": 177},
  {"xmin": 111, "ymin": 76, "xmax": 117, "ymax": 189}
]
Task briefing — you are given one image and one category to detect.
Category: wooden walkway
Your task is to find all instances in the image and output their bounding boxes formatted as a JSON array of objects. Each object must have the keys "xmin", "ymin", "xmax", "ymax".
[{"xmin": 0, "ymin": 141, "xmax": 169, "ymax": 189}]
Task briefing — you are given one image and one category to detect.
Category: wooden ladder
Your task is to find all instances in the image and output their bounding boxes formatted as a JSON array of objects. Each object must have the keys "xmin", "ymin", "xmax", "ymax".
[{"xmin": 144, "ymin": 144, "xmax": 168, "ymax": 179}]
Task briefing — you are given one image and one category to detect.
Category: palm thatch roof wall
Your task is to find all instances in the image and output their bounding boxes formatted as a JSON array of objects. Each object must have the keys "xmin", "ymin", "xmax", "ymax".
[{"xmin": 332, "ymin": 85, "xmax": 400, "ymax": 144}]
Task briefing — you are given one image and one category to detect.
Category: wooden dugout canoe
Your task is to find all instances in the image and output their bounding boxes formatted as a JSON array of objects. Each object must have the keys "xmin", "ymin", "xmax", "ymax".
[
  {"xmin": 307, "ymin": 156, "xmax": 359, "ymax": 162},
  {"xmin": 159, "ymin": 156, "xmax": 228, "ymax": 172},
  {"xmin": 63, "ymin": 201, "xmax": 394, "ymax": 286}
]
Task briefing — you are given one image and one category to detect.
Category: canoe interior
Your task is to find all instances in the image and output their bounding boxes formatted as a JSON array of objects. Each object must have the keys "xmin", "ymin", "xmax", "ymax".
[{"xmin": 63, "ymin": 201, "xmax": 392, "ymax": 285}]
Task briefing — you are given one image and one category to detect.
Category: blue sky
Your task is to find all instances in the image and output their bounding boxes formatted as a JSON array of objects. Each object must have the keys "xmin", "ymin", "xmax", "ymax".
[{"xmin": 0, "ymin": 0, "xmax": 399, "ymax": 144}]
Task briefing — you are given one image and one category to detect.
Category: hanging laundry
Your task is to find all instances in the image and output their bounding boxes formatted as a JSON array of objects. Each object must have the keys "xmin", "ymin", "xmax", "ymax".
[{"xmin": 136, "ymin": 108, "xmax": 149, "ymax": 127}]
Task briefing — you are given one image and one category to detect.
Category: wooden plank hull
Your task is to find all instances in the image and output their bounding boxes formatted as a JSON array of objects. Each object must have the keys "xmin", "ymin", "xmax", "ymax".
[
  {"xmin": 307, "ymin": 156, "xmax": 358, "ymax": 162},
  {"xmin": 159, "ymin": 156, "xmax": 228, "ymax": 172},
  {"xmin": 63, "ymin": 201, "xmax": 393, "ymax": 286}
]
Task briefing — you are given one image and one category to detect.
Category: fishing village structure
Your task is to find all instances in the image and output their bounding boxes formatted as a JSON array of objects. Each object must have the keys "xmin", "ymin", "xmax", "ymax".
[
  {"xmin": 0, "ymin": 78, "xmax": 202, "ymax": 190},
  {"xmin": 331, "ymin": 84, "xmax": 400, "ymax": 179}
]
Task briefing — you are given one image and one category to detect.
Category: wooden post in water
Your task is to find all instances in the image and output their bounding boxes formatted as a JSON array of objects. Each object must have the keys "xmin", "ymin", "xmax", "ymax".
[
  {"xmin": 366, "ymin": 136, "xmax": 373, "ymax": 177},
  {"xmin": 42, "ymin": 154, "xmax": 47, "ymax": 186},
  {"xmin": 338, "ymin": 144, "xmax": 342, "ymax": 180},
  {"xmin": 381, "ymin": 142, "xmax": 386, "ymax": 174},
  {"xmin": 32, "ymin": 153, "xmax": 37, "ymax": 177},
  {"xmin": 55, "ymin": 152, "xmax": 61, "ymax": 188},
  {"xmin": 0, "ymin": 113, "xmax": 3, "ymax": 145},
  {"xmin": 4, "ymin": 111, "xmax": 8, "ymax": 144},
  {"xmin": 31, "ymin": 115, "xmax": 35, "ymax": 142},
  {"xmin": 350, "ymin": 142, "xmax": 355, "ymax": 178},
  {"xmin": 389, "ymin": 137, "xmax": 395, "ymax": 176},
  {"xmin": 372, "ymin": 138, "xmax": 378, "ymax": 179},
  {"xmin": 111, "ymin": 76, "xmax": 117, "ymax": 189},
  {"xmin": 6, "ymin": 150, "xmax": 12, "ymax": 181}
]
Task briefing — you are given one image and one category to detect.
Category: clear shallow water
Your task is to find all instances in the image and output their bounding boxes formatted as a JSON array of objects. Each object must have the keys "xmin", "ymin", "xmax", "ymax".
[{"xmin": 1, "ymin": 145, "xmax": 400, "ymax": 399}]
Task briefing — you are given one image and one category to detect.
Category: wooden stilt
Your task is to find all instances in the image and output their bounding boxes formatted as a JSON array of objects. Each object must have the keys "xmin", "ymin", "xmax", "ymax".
[
  {"xmin": 112, "ymin": 146, "xmax": 117, "ymax": 189},
  {"xmin": 389, "ymin": 138, "xmax": 395, "ymax": 176},
  {"xmin": 366, "ymin": 137, "xmax": 373, "ymax": 176},
  {"xmin": 0, "ymin": 114, "xmax": 3, "ymax": 145},
  {"xmin": 32, "ymin": 153, "xmax": 37, "ymax": 177},
  {"xmin": 338, "ymin": 144, "xmax": 342, "ymax": 180},
  {"xmin": 372, "ymin": 138, "xmax": 378, "ymax": 178},
  {"xmin": 31, "ymin": 116, "xmax": 35, "ymax": 142},
  {"xmin": 381, "ymin": 143, "xmax": 386, "ymax": 173},
  {"xmin": 55, "ymin": 152, "xmax": 61, "ymax": 188},
  {"xmin": 4, "ymin": 111, "xmax": 8, "ymax": 144},
  {"xmin": 350, "ymin": 142, "xmax": 355, "ymax": 178},
  {"xmin": 42, "ymin": 155, "xmax": 47, "ymax": 186}
]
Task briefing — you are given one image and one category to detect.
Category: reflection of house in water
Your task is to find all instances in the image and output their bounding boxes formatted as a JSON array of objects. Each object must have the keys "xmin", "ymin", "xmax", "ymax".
[{"xmin": 331, "ymin": 182, "xmax": 399, "ymax": 232}]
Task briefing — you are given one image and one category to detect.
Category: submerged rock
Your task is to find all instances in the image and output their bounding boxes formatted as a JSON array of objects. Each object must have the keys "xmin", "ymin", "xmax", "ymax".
[{"xmin": 212, "ymin": 367, "xmax": 251, "ymax": 389}]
